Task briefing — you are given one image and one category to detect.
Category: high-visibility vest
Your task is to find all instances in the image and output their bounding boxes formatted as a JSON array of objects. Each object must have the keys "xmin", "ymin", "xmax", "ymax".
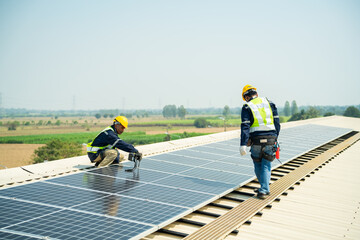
[
  {"xmin": 246, "ymin": 97, "xmax": 275, "ymax": 133},
  {"xmin": 87, "ymin": 126, "xmax": 120, "ymax": 153}
]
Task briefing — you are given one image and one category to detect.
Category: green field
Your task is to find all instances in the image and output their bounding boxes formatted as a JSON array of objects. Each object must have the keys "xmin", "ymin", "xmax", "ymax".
[
  {"xmin": 0, "ymin": 115, "xmax": 243, "ymax": 146},
  {"xmin": 0, "ymin": 131, "xmax": 209, "ymax": 145}
]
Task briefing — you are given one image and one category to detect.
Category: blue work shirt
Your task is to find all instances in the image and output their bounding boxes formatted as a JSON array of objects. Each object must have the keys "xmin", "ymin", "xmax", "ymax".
[
  {"xmin": 87, "ymin": 125, "xmax": 138, "ymax": 162},
  {"xmin": 240, "ymin": 97, "xmax": 281, "ymax": 146}
]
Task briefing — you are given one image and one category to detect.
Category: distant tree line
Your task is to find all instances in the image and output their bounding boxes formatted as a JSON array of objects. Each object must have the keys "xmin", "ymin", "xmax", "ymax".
[
  {"xmin": 193, "ymin": 105, "xmax": 232, "ymax": 128},
  {"xmin": 0, "ymin": 106, "xmax": 243, "ymax": 119},
  {"xmin": 279, "ymin": 101, "xmax": 360, "ymax": 117},
  {"xmin": 1, "ymin": 103, "xmax": 359, "ymax": 121},
  {"xmin": 282, "ymin": 100, "xmax": 299, "ymax": 116},
  {"xmin": 343, "ymin": 106, "xmax": 360, "ymax": 118},
  {"xmin": 162, "ymin": 105, "xmax": 187, "ymax": 119},
  {"xmin": 281, "ymin": 100, "xmax": 360, "ymax": 121}
]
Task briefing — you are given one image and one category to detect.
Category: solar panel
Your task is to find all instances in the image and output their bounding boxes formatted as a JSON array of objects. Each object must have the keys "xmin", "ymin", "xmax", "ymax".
[
  {"xmin": 5, "ymin": 209, "xmax": 154, "ymax": 240},
  {"xmin": 201, "ymin": 161, "xmax": 254, "ymax": 175},
  {"xmin": 0, "ymin": 124, "xmax": 352, "ymax": 239},
  {"xmin": 48, "ymin": 171, "xmax": 144, "ymax": 193},
  {"xmin": 73, "ymin": 195, "xmax": 190, "ymax": 225},
  {"xmin": 153, "ymin": 175, "xmax": 236, "ymax": 195},
  {"xmin": 174, "ymin": 149, "xmax": 231, "ymax": 161},
  {"xmin": 0, "ymin": 197, "xmax": 59, "ymax": 228},
  {"xmin": 190, "ymin": 145, "xmax": 238, "ymax": 155},
  {"xmin": 88, "ymin": 165, "xmax": 172, "ymax": 183},
  {"xmin": 118, "ymin": 183, "xmax": 216, "ymax": 208},
  {"xmin": 216, "ymin": 154, "xmax": 254, "ymax": 165},
  {"xmin": 0, "ymin": 182, "xmax": 110, "ymax": 208},
  {"xmin": 0, "ymin": 230, "xmax": 42, "ymax": 240},
  {"xmin": 123, "ymin": 158, "xmax": 193, "ymax": 174},
  {"xmin": 206, "ymin": 142, "xmax": 240, "ymax": 151},
  {"xmin": 0, "ymin": 196, "xmax": 155, "ymax": 239},
  {"xmin": 177, "ymin": 167, "xmax": 250, "ymax": 185},
  {"xmin": 148, "ymin": 153, "xmax": 212, "ymax": 166}
]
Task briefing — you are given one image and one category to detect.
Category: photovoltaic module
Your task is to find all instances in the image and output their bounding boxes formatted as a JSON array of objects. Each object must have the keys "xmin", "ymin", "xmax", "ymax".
[{"xmin": 0, "ymin": 124, "xmax": 351, "ymax": 239}]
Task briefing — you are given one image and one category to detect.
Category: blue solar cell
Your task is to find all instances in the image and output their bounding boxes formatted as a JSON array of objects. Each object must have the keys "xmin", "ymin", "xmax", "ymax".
[
  {"xmin": 0, "ymin": 182, "xmax": 109, "ymax": 208},
  {"xmin": 0, "ymin": 197, "xmax": 59, "ymax": 228},
  {"xmin": 191, "ymin": 145, "xmax": 238, "ymax": 155},
  {"xmin": 0, "ymin": 231, "xmax": 41, "ymax": 240},
  {"xmin": 174, "ymin": 149, "xmax": 229, "ymax": 161},
  {"xmin": 88, "ymin": 165, "xmax": 172, "ymax": 182},
  {"xmin": 47, "ymin": 172, "xmax": 144, "ymax": 194},
  {"xmin": 6, "ymin": 209, "xmax": 154, "ymax": 240},
  {"xmin": 131, "ymin": 158, "xmax": 193, "ymax": 174},
  {"xmin": 73, "ymin": 195, "xmax": 189, "ymax": 225},
  {"xmin": 118, "ymin": 183, "xmax": 214, "ymax": 208},
  {"xmin": 206, "ymin": 142, "xmax": 240, "ymax": 151},
  {"xmin": 148, "ymin": 153, "xmax": 212, "ymax": 166},
  {"xmin": 201, "ymin": 161, "xmax": 254, "ymax": 176},
  {"xmin": 216, "ymin": 155, "xmax": 253, "ymax": 166},
  {"xmin": 180, "ymin": 167, "xmax": 252, "ymax": 185},
  {"xmin": 153, "ymin": 175, "xmax": 237, "ymax": 194}
]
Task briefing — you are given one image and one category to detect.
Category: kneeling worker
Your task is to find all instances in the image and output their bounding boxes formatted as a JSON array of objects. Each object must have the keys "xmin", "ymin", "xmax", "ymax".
[{"xmin": 87, "ymin": 116, "xmax": 141, "ymax": 167}]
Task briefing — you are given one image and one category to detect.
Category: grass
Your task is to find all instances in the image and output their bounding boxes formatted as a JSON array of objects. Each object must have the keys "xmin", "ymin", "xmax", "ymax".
[{"xmin": 0, "ymin": 115, "xmax": 242, "ymax": 146}]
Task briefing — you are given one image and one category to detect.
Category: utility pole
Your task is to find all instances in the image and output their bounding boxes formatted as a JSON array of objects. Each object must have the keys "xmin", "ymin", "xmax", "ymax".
[{"xmin": 219, "ymin": 117, "xmax": 226, "ymax": 132}]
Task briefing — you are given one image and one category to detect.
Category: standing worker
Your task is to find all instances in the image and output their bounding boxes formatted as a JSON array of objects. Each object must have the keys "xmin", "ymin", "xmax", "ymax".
[
  {"xmin": 240, "ymin": 85, "xmax": 280, "ymax": 199},
  {"xmin": 87, "ymin": 116, "xmax": 142, "ymax": 167}
]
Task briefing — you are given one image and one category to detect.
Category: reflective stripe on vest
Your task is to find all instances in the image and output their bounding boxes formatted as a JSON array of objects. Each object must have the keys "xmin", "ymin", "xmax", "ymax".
[
  {"xmin": 87, "ymin": 126, "xmax": 117, "ymax": 153},
  {"xmin": 246, "ymin": 97, "xmax": 275, "ymax": 133}
]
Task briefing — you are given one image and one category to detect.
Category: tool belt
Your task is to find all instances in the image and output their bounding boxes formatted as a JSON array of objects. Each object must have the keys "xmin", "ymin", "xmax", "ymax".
[
  {"xmin": 251, "ymin": 136, "xmax": 276, "ymax": 145},
  {"xmin": 250, "ymin": 136, "xmax": 277, "ymax": 162}
]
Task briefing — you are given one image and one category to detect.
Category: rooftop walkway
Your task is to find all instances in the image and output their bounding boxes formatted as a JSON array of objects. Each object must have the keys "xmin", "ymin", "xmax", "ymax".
[
  {"xmin": 229, "ymin": 139, "xmax": 360, "ymax": 240},
  {"xmin": 224, "ymin": 115, "xmax": 360, "ymax": 240}
]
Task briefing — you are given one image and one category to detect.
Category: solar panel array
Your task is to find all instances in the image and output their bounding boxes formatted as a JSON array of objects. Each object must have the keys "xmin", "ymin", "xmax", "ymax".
[{"xmin": 0, "ymin": 124, "xmax": 351, "ymax": 239}]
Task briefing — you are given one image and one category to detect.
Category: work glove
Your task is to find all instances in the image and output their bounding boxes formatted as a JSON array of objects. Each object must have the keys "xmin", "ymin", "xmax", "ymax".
[
  {"xmin": 240, "ymin": 146, "xmax": 247, "ymax": 156},
  {"xmin": 134, "ymin": 152, "xmax": 143, "ymax": 161}
]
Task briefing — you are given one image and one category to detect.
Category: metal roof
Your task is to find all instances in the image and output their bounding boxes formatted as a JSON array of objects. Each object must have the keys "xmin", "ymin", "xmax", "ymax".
[
  {"xmin": 0, "ymin": 115, "xmax": 359, "ymax": 240},
  {"xmin": 223, "ymin": 116, "xmax": 360, "ymax": 240},
  {"xmin": 229, "ymin": 139, "xmax": 360, "ymax": 240}
]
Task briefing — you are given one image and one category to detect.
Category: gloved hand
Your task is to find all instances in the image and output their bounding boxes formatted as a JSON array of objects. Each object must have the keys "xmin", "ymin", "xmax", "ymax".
[
  {"xmin": 134, "ymin": 152, "xmax": 143, "ymax": 161},
  {"xmin": 240, "ymin": 146, "xmax": 247, "ymax": 156}
]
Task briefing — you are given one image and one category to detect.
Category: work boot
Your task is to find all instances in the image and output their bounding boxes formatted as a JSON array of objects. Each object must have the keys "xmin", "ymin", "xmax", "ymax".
[
  {"xmin": 256, "ymin": 192, "xmax": 267, "ymax": 199},
  {"xmin": 254, "ymin": 188, "xmax": 270, "ymax": 195}
]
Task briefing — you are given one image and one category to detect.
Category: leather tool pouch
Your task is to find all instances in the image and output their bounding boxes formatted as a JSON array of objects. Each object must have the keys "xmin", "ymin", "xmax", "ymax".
[{"xmin": 250, "ymin": 136, "xmax": 277, "ymax": 162}]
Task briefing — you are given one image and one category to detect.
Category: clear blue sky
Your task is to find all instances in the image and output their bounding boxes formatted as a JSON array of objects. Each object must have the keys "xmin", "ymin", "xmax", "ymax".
[{"xmin": 0, "ymin": 0, "xmax": 359, "ymax": 110}]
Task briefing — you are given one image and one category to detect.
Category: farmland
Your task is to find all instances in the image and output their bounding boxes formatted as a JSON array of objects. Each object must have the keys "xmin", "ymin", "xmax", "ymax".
[{"xmin": 0, "ymin": 115, "xmax": 241, "ymax": 169}]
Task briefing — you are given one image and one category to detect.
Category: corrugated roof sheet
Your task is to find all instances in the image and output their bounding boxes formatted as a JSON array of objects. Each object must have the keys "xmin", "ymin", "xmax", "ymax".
[{"xmin": 230, "ymin": 132, "xmax": 360, "ymax": 240}]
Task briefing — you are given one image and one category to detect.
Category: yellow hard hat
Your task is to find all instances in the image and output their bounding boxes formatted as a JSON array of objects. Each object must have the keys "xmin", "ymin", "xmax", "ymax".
[
  {"xmin": 242, "ymin": 84, "xmax": 257, "ymax": 101},
  {"xmin": 113, "ymin": 116, "xmax": 128, "ymax": 128}
]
